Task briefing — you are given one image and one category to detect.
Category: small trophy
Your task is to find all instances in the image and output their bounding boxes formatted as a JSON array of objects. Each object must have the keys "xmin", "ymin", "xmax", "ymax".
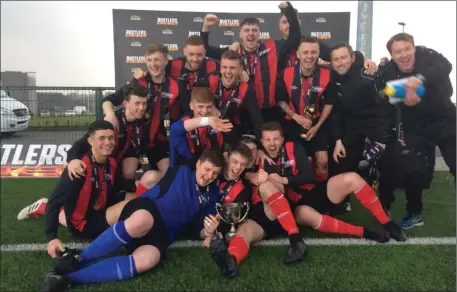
[
  {"xmin": 215, "ymin": 202, "xmax": 250, "ymax": 241},
  {"xmin": 163, "ymin": 113, "xmax": 171, "ymax": 138},
  {"xmin": 300, "ymin": 104, "xmax": 316, "ymax": 139}
]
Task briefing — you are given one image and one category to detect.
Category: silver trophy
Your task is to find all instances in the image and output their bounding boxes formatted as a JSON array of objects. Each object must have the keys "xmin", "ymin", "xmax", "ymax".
[{"xmin": 215, "ymin": 202, "xmax": 250, "ymax": 240}]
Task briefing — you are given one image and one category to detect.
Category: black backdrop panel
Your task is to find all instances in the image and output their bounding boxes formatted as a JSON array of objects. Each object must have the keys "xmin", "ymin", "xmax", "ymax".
[{"xmin": 113, "ymin": 9, "xmax": 350, "ymax": 88}]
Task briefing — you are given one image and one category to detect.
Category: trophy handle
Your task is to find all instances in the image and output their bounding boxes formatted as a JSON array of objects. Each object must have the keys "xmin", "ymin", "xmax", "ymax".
[
  {"xmin": 239, "ymin": 202, "xmax": 250, "ymax": 223},
  {"xmin": 215, "ymin": 203, "xmax": 230, "ymax": 224}
]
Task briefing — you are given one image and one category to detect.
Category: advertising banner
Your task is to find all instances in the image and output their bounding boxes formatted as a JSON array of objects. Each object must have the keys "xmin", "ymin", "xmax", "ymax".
[{"xmin": 113, "ymin": 9, "xmax": 350, "ymax": 87}]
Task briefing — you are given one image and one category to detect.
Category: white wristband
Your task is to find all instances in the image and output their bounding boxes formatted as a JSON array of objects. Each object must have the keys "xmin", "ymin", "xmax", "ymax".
[{"xmin": 200, "ymin": 117, "xmax": 209, "ymax": 127}]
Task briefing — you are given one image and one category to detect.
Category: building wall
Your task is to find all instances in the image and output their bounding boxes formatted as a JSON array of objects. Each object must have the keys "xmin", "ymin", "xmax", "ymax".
[{"xmin": 0, "ymin": 71, "xmax": 38, "ymax": 115}]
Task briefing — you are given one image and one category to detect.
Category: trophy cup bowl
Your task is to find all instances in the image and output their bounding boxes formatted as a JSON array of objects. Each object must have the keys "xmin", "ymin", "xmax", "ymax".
[
  {"xmin": 215, "ymin": 202, "xmax": 250, "ymax": 240},
  {"xmin": 300, "ymin": 104, "xmax": 316, "ymax": 139}
]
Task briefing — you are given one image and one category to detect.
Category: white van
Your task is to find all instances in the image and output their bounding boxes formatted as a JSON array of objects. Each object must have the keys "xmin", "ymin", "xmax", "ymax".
[{"xmin": 0, "ymin": 90, "xmax": 30, "ymax": 135}]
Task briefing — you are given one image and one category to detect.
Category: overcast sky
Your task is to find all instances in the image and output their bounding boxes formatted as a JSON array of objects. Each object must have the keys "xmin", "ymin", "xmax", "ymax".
[{"xmin": 1, "ymin": 1, "xmax": 455, "ymax": 101}]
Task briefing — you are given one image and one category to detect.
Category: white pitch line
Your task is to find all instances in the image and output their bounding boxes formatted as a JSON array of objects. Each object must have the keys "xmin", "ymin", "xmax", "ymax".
[{"xmin": 1, "ymin": 237, "xmax": 455, "ymax": 252}]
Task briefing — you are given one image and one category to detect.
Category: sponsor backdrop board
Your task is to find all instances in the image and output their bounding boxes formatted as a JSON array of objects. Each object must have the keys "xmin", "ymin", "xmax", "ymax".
[
  {"xmin": 113, "ymin": 9, "xmax": 350, "ymax": 87},
  {"xmin": 0, "ymin": 10, "xmax": 350, "ymax": 178}
]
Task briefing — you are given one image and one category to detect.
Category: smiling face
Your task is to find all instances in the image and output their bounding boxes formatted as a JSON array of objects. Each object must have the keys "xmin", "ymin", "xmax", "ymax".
[
  {"xmin": 145, "ymin": 51, "xmax": 168, "ymax": 78},
  {"xmin": 240, "ymin": 23, "xmax": 260, "ymax": 51},
  {"xmin": 331, "ymin": 47, "xmax": 355, "ymax": 75},
  {"xmin": 195, "ymin": 160, "xmax": 222, "ymax": 187},
  {"xmin": 88, "ymin": 129, "xmax": 115, "ymax": 157},
  {"xmin": 261, "ymin": 130, "xmax": 284, "ymax": 159},
  {"xmin": 297, "ymin": 41, "xmax": 320, "ymax": 71},
  {"xmin": 220, "ymin": 58, "xmax": 242, "ymax": 87},
  {"xmin": 224, "ymin": 152, "xmax": 249, "ymax": 181},
  {"xmin": 123, "ymin": 95, "xmax": 147, "ymax": 120},
  {"xmin": 390, "ymin": 40, "xmax": 416, "ymax": 73},
  {"xmin": 184, "ymin": 44, "xmax": 205, "ymax": 71}
]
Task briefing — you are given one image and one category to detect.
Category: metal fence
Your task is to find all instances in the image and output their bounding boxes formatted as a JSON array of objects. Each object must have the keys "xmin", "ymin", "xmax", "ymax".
[{"xmin": 0, "ymin": 86, "xmax": 115, "ymax": 142}]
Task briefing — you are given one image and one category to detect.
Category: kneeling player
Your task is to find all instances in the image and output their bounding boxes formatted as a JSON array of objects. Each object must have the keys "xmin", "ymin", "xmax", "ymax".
[
  {"xmin": 42, "ymin": 116, "xmax": 232, "ymax": 291},
  {"xmin": 18, "ymin": 121, "xmax": 133, "ymax": 258}
]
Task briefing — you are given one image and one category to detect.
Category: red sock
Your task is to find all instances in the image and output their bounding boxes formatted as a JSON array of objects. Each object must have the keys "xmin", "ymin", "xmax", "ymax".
[
  {"xmin": 317, "ymin": 215, "xmax": 364, "ymax": 237},
  {"xmin": 135, "ymin": 183, "xmax": 148, "ymax": 197},
  {"xmin": 228, "ymin": 236, "xmax": 249, "ymax": 265},
  {"xmin": 266, "ymin": 192, "xmax": 299, "ymax": 235},
  {"xmin": 354, "ymin": 183, "xmax": 390, "ymax": 224}
]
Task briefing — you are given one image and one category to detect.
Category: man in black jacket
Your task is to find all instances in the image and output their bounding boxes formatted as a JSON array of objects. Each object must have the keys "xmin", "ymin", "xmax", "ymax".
[
  {"xmin": 327, "ymin": 43, "xmax": 386, "ymax": 176},
  {"xmin": 375, "ymin": 33, "xmax": 455, "ymax": 230}
]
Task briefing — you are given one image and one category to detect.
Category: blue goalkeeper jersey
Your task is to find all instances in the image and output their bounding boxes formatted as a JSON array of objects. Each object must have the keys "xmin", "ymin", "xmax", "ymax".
[{"xmin": 141, "ymin": 120, "xmax": 219, "ymax": 244}]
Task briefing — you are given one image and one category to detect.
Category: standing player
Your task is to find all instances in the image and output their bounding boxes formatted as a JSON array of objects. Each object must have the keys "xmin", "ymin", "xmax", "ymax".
[
  {"xmin": 208, "ymin": 50, "xmax": 264, "ymax": 144},
  {"xmin": 200, "ymin": 2, "xmax": 301, "ymax": 122},
  {"xmin": 277, "ymin": 37, "xmax": 334, "ymax": 182},
  {"xmin": 43, "ymin": 116, "xmax": 232, "ymax": 291},
  {"xmin": 136, "ymin": 36, "xmax": 221, "ymax": 114}
]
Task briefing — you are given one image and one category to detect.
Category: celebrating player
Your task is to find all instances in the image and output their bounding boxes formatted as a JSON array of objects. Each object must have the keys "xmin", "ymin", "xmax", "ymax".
[
  {"xmin": 277, "ymin": 37, "xmax": 335, "ymax": 182},
  {"xmin": 103, "ymin": 44, "xmax": 182, "ymax": 194},
  {"xmin": 18, "ymin": 121, "xmax": 133, "ymax": 258},
  {"xmin": 201, "ymin": 2, "xmax": 301, "ymax": 122},
  {"xmin": 43, "ymin": 116, "xmax": 232, "ymax": 291},
  {"xmin": 64, "ymin": 86, "xmax": 148, "ymax": 194}
]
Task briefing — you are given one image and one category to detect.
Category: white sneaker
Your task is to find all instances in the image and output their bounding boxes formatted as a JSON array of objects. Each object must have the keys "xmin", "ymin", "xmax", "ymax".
[{"xmin": 17, "ymin": 198, "xmax": 48, "ymax": 220}]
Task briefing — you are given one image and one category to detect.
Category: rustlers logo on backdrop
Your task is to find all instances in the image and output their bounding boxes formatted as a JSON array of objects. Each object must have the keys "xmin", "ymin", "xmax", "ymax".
[
  {"xmin": 257, "ymin": 18, "xmax": 265, "ymax": 23},
  {"xmin": 157, "ymin": 18, "xmax": 179, "ymax": 25},
  {"xmin": 188, "ymin": 31, "xmax": 200, "ymax": 37},
  {"xmin": 126, "ymin": 56, "xmax": 146, "ymax": 63},
  {"xmin": 125, "ymin": 30, "xmax": 147, "ymax": 38},
  {"xmin": 162, "ymin": 29, "xmax": 173, "ymax": 35},
  {"xmin": 260, "ymin": 32, "xmax": 271, "ymax": 39},
  {"xmin": 224, "ymin": 30, "xmax": 234, "ymax": 36},
  {"xmin": 130, "ymin": 15, "xmax": 141, "ymax": 21},
  {"xmin": 164, "ymin": 44, "xmax": 179, "ymax": 52},
  {"xmin": 220, "ymin": 45, "xmax": 230, "ymax": 49},
  {"xmin": 219, "ymin": 19, "xmax": 239, "ymax": 27},
  {"xmin": 193, "ymin": 17, "xmax": 204, "ymax": 23},
  {"xmin": 1, "ymin": 144, "xmax": 71, "ymax": 178},
  {"xmin": 311, "ymin": 32, "xmax": 332, "ymax": 40},
  {"xmin": 316, "ymin": 17, "xmax": 326, "ymax": 23},
  {"xmin": 130, "ymin": 41, "xmax": 142, "ymax": 47}
]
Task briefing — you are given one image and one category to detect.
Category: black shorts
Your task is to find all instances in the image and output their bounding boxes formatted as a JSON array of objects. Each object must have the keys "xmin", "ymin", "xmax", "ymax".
[
  {"xmin": 293, "ymin": 183, "xmax": 339, "ymax": 214},
  {"xmin": 118, "ymin": 197, "xmax": 169, "ymax": 257},
  {"xmin": 248, "ymin": 202, "xmax": 285, "ymax": 239},
  {"xmin": 122, "ymin": 146, "xmax": 140, "ymax": 160},
  {"xmin": 68, "ymin": 210, "xmax": 110, "ymax": 240},
  {"xmin": 302, "ymin": 124, "xmax": 329, "ymax": 155},
  {"xmin": 146, "ymin": 141, "xmax": 170, "ymax": 170},
  {"xmin": 282, "ymin": 119, "xmax": 329, "ymax": 156}
]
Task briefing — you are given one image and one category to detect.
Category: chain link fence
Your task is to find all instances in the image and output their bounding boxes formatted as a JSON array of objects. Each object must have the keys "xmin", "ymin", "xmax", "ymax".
[{"xmin": 0, "ymin": 86, "xmax": 115, "ymax": 142}]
